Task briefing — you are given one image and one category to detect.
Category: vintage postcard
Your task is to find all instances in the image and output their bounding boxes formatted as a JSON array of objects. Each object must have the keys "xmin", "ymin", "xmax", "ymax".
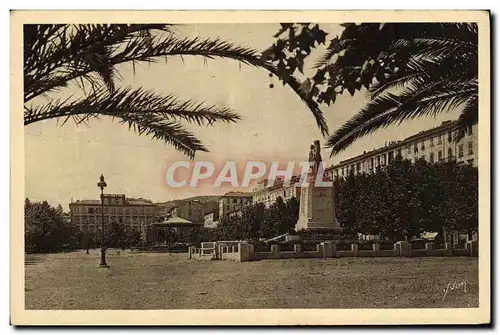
[{"xmin": 11, "ymin": 10, "xmax": 491, "ymax": 325}]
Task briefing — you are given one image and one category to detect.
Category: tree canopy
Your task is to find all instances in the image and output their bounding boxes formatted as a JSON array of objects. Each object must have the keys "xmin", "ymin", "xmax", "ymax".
[
  {"xmin": 24, "ymin": 24, "xmax": 328, "ymax": 157},
  {"xmin": 265, "ymin": 23, "xmax": 478, "ymax": 154},
  {"xmin": 333, "ymin": 157, "xmax": 478, "ymax": 241}
]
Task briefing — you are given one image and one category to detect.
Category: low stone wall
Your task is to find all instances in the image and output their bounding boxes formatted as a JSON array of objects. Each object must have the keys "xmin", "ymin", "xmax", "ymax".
[
  {"xmin": 191, "ymin": 240, "xmax": 478, "ymax": 262},
  {"xmin": 191, "ymin": 243, "xmax": 252, "ymax": 262},
  {"xmin": 253, "ymin": 244, "xmax": 322, "ymax": 260},
  {"xmin": 251, "ymin": 241, "xmax": 477, "ymax": 261}
]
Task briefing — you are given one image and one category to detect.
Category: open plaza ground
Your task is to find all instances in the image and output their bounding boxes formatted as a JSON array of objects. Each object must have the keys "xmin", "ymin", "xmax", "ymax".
[{"xmin": 25, "ymin": 250, "xmax": 478, "ymax": 309}]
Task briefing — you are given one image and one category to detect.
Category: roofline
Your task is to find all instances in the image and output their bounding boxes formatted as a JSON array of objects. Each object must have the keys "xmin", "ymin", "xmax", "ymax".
[
  {"xmin": 326, "ymin": 120, "xmax": 472, "ymax": 170},
  {"xmin": 69, "ymin": 201, "xmax": 155, "ymax": 206},
  {"xmin": 221, "ymin": 193, "xmax": 252, "ymax": 198},
  {"xmin": 252, "ymin": 176, "xmax": 302, "ymax": 194}
]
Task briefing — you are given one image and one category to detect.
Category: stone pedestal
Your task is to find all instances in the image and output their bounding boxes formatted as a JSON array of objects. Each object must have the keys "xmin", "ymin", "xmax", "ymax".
[
  {"xmin": 321, "ymin": 241, "xmax": 334, "ymax": 258},
  {"xmin": 396, "ymin": 241, "xmax": 412, "ymax": 256},
  {"xmin": 295, "ymin": 176, "xmax": 340, "ymax": 232}
]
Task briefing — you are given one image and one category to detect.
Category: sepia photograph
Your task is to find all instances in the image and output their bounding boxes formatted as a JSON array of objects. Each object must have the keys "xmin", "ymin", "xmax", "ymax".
[{"xmin": 10, "ymin": 10, "xmax": 490, "ymax": 325}]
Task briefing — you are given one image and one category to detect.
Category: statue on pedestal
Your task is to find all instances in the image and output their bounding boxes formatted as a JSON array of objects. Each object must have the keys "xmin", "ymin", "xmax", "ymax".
[
  {"xmin": 296, "ymin": 140, "xmax": 340, "ymax": 233},
  {"xmin": 308, "ymin": 144, "xmax": 315, "ymax": 175},
  {"xmin": 307, "ymin": 140, "xmax": 323, "ymax": 179}
]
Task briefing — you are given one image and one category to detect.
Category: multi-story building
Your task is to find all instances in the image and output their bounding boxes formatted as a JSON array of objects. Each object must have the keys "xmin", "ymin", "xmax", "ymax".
[
  {"xmin": 325, "ymin": 121, "xmax": 478, "ymax": 178},
  {"xmin": 69, "ymin": 194, "xmax": 156, "ymax": 233},
  {"xmin": 252, "ymin": 176, "xmax": 302, "ymax": 207},
  {"xmin": 170, "ymin": 200, "xmax": 204, "ymax": 224},
  {"xmin": 203, "ymin": 211, "xmax": 220, "ymax": 229},
  {"xmin": 218, "ymin": 191, "xmax": 252, "ymax": 219}
]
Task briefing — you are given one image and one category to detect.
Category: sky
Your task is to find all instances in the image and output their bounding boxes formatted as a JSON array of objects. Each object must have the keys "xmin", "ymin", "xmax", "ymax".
[{"xmin": 24, "ymin": 23, "xmax": 460, "ymax": 210}]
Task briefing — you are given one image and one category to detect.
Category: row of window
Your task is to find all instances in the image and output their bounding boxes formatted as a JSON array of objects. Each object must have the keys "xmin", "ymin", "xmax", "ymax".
[
  {"xmin": 103, "ymin": 197, "xmax": 124, "ymax": 205},
  {"xmin": 333, "ymin": 142, "xmax": 474, "ymax": 176},
  {"xmin": 407, "ymin": 129, "xmax": 473, "ymax": 152},
  {"xmin": 73, "ymin": 216, "xmax": 154, "ymax": 224},
  {"xmin": 252, "ymin": 187, "xmax": 298, "ymax": 203},
  {"xmin": 71, "ymin": 206, "xmax": 155, "ymax": 215},
  {"xmin": 220, "ymin": 198, "xmax": 250, "ymax": 210},
  {"xmin": 174, "ymin": 208, "xmax": 202, "ymax": 217},
  {"xmin": 223, "ymin": 198, "xmax": 250, "ymax": 205},
  {"xmin": 79, "ymin": 224, "xmax": 143, "ymax": 233},
  {"xmin": 72, "ymin": 214, "xmax": 154, "ymax": 219}
]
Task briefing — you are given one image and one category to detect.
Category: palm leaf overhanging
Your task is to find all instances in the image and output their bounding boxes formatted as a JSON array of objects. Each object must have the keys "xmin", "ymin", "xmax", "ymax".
[
  {"xmin": 24, "ymin": 24, "xmax": 328, "ymax": 158},
  {"xmin": 322, "ymin": 23, "xmax": 478, "ymax": 155}
]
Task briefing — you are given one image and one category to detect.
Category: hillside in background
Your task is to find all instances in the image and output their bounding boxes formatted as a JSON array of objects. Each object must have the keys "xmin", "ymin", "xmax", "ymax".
[{"xmin": 155, "ymin": 195, "xmax": 222, "ymax": 214}]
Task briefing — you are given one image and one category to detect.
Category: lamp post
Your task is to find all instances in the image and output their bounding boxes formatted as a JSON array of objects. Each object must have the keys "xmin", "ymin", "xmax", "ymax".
[{"xmin": 97, "ymin": 174, "xmax": 110, "ymax": 268}]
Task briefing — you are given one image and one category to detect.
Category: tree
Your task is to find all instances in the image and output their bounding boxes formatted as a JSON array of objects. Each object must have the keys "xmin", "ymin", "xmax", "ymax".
[
  {"xmin": 384, "ymin": 156, "xmax": 413, "ymax": 240},
  {"xmin": 333, "ymin": 159, "xmax": 478, "ymax": 242},
  {"xmin": 334, "ymin": 171, "xmax": 357, "ymax": 236},
  {"xmin": 24, "ymin": 24, "xmax": 328, "ymax": 157},
  {"xmin": 283, "ymin": 197, "xmax": 300, "ymax": 233},
  {"xmin": 103, "ymin": 221, "xmax": 143, "ymax": 249},
  {"xmin": 259, "ymin": 196, "xmax": 298, "ymax": 238},
  {"xmin": 212, "ymin": 197, "xmax": 299, "ymax": 241},
  {"xmin": 128, "ymin": 227, "xmax": 142, "ymax": 247},
  {"xmin": 265, "ymin": 23, "xmax": 478, "ymax": 154},
  {"xmin": 438, "ymin": 162, "xmax": 478, "ymax": 236},
  {"xmin": 25, "ymin": 198, "xmax": 73, "ymax": 252}
]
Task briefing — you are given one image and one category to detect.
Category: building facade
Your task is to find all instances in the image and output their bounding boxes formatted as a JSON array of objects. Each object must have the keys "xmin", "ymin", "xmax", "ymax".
[
  {"xmin": 170, "ymin": 200, "xmax": 204, "ymax": 224},
  {"xmin": 252, "ymin": 176, "xmax": 302, "ymax": 207},
  {"xmin": 218, "ymin": 191, "xmax": 252, "ymax": 219},
  {"xmin": 203, "ymin": 211, "xmax": 219, "ymax": 229},
  {"xmin": 325, "ymin": 121, "xmax": 478, "ymax": 178},
  {"xmin": 69, "ymin": 194, "xmax": 156, "ymax": 233}
]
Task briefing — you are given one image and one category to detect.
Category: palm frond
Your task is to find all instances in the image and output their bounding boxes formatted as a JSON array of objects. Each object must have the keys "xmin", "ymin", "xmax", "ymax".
[
  {"xmin": 117, "ymin": 113, "xmax": 208, "ymax": 158},
  {"xmin": 391, "ymin": 36, "xmax": 477, "ymax": 60},
  {"xmin": 307, "ymin": 22, "xmax": 479, "ymax": 155},
  {"xmin": 369, "ymin": 72, "xmax": 429, "ymax": 98},
  {"xmin": 24, "ymin": 25, "xmax": 328, "ymax": 136},
  {"xmin": 327, "ymin": 80, "xmax": 477, "ymax": 155},
  {"xmin": 24, "ymin": 24, "xmax": 172, "ymax": 101},
  {"xmin": 24, "ymin": 87, "xmax": 243, "ymax": 157},
  {"xmin": 454, "ymin": 94, "xmax": 478, "ymax": 140}
]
